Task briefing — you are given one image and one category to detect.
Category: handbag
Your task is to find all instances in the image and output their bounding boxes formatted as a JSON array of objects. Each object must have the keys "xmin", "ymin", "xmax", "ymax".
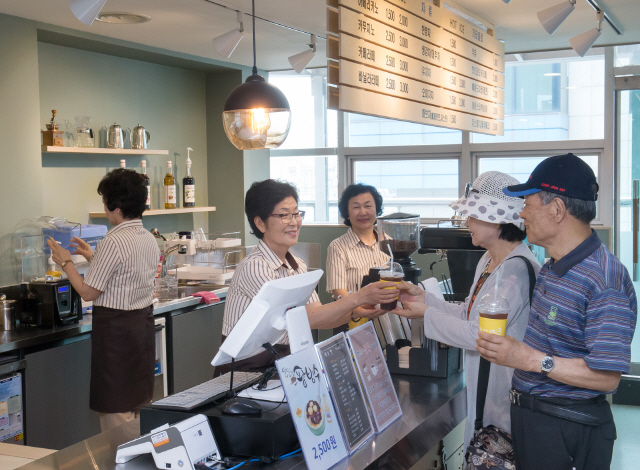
[{"xmin": 464, "ymin": 256, "xmax": 536, "ymax": 470}]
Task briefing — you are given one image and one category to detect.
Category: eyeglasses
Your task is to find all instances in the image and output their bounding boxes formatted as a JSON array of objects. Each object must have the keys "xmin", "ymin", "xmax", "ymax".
[{"xmin": 268, "ymin": 211, "xmax": 306, "ymax": 224}]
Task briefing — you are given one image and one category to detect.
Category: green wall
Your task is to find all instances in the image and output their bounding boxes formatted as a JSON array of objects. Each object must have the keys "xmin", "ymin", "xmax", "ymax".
[
  {"xmin": 0, "ymin": 16, "xmax": 44, "ymax": 286},
  {"xmin": 38, "ymin": 42, "xmax": 210, "ymax": 234}
]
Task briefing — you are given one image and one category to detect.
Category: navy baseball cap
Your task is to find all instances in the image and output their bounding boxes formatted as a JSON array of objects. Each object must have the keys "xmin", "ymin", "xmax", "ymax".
[{"xmin": 503, "ymin": 153, "xmax": 599, "ymax": 201}]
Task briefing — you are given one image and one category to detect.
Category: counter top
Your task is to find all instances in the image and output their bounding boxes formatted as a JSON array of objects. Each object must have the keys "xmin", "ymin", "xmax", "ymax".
[
  {"xmin": 0, "ymin": 290, "xmax": 226, "ymax": 354},
  {"xmin": 18, "ymin": 372, "xmax": 467, "ymax": 470}
]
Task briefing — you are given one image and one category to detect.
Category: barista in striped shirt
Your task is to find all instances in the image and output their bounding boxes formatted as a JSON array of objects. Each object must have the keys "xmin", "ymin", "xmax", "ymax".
[
  {"xmin": 218, "ymin": 179, "xmax": 398, "ymax": 375},
  {"xmin": 48, "ymin": 169, "xmax": 159, "ymax": 432},
  {"xmin": 326, "ymin": 184, "xmax": 389, "ymax": 328}
]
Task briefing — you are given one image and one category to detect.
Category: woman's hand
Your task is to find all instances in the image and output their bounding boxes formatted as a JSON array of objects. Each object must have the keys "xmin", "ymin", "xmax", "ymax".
[
  {"xmin": 391, "ymin": 300, "xmax": 428, "ymax": 319},
  {"xmin": 397, "ymin": 281, "xmax": 423, "ymax": 297},
  {"xmin": 355, "ymin": 281, "xmax": 399, "ymax": 306},
  {"xmin": 46, "ymin": 237, "xmax": 72, "ymax": 266},
  {"xmin": 69, "ymin": 236, "xmax": 93, "ymax": 262},
  {"xmin": 357, "ymin": 305, "xmax": 386, "ymax": 319}
]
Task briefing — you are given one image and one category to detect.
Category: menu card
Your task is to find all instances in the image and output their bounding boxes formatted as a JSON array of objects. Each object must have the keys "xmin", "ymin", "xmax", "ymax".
[
  {"xmin": 276, "ymin": 347, "xmax": 348, "ymax": 470},
  {"xmin": 316, "ymin": 334, "xmax": 374, "ymax": 453},
  {"xmin": 347, "ymin": 322, "xmax": 403, "ymax": 432}
]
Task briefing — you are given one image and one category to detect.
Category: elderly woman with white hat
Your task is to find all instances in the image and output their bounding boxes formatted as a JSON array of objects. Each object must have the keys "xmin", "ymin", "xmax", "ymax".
[{"xmin": 393, "ymin": 171, "xmax": 541, "ymax": 451}]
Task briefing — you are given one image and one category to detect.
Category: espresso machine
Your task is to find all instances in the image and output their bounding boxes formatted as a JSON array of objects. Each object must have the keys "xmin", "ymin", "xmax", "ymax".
[{"xmin": 419, "ymin": 219, "xmax": 486, "ymax": 301}]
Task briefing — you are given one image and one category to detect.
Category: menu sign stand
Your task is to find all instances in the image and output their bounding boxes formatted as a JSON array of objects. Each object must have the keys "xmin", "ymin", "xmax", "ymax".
[
  {"xmin": 276, "ymin": 347, "xmax": 349, "ymax": 470},
  {"xmin": 316, "ymin": 333, "xmax": 374, "ymax": 453},
  {"xmin": 347, "ymin": 322, "xmax": 402, "ymax": 433}
]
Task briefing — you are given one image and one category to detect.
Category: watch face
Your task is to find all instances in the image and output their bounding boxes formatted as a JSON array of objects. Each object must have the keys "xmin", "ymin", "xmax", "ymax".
[{"xmin": 542, "ymin": 356, "xmax": 554, "ymax": 371}]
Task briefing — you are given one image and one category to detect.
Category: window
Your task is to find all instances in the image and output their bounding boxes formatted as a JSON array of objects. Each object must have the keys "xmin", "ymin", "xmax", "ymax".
[
  {"xmin": 615, "ymin": 44, "xmax": 640, "ymax": 67},
  {"xmin": 352, "ymin": 158, "xmax": 459, "ymax": 218},
  {"xmin": 270, "ymin": 155, "xmax": 339, "ymax": 223},
  {"xmin": 472, "ymin": 52, "xmax": 605, "ymax": 143},
  {"xmin": 268, "ymin": 69, "xmax": 337, "ymax": 149},
  {"xmin": 348, "ymin": 114, "xmax": 462, "ymax": 147}
]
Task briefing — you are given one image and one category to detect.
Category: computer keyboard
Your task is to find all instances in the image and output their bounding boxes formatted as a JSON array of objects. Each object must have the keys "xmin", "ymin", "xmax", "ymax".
[{"xmin": 152, "ymin": 371, "xmax": 262, "ymax": 410}]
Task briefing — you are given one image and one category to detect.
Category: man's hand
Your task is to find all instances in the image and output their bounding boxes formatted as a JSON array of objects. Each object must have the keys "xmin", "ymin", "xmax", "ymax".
[
  {"xmin": 475, "ymin": 331, "xmax": 539, "ymax": 371},
  {"xmin": 358, "ymin": 305, "xmax": 386, "ymax": 319}
]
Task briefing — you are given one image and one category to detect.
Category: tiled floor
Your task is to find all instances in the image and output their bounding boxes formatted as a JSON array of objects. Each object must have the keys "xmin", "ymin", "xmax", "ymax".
[{"xmin": 611, "ymin": 405, "xmax": 640, "ymax": 470}]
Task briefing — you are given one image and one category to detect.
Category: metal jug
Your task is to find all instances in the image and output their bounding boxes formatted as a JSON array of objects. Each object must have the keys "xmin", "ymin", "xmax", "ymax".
[
  {"xmin": 131, "ymin": 124, "xmax": 151, "ymax": 150},
  {"xmin": 0, "ymin": 294, "xmax": 16, "ymax": 331},
  {"xmin": 102, "ymin": 123, "xmax": 130, "ymax": 149}
]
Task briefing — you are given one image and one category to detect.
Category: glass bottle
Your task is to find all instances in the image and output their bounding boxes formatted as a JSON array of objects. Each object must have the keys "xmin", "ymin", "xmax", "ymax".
[
  {"xmin": 183, "ymin": 155, "xmax": 195, "ymax": 207},
  {"xmin": 164, "ymin": 161, "xmax": 176, "ymax": 209},
  {"xmin": 141, "ymin": 160, "xmax": 151, "ymax": 210},
  {"xmin": 120, "ymin": 159, "xmax": 126, "ymax": 168}
]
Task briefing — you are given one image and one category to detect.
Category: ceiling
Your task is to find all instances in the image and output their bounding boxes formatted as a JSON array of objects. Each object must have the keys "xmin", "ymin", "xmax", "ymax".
[{"xmin": 1, "ymin": 0, "xmax": 639, "ymax": 72}]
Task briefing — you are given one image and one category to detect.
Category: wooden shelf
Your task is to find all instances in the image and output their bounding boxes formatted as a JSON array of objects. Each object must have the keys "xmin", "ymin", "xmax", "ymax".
[
  {"xmin": 90, "ymin": 207, "xmax": 216, "ymax": 218},
  {"xmin": 42, "ymin": 146, "xmax": 169, "ymax": 155}
]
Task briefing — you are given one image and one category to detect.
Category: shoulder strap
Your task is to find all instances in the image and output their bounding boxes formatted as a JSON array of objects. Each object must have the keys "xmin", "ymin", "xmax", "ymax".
[{"xmin": 474, "ymin": 254, "xmax": 536, "ymax": 431}]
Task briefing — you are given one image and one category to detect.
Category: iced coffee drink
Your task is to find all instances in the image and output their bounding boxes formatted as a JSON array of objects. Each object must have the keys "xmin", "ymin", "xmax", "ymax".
[
  {"xmin": 477, "ymin": 293, "xmax": 510, "ymax": 336},
  {"xmin": 379, "ymin": 261, "xmax": 404, "ymax": 311}
]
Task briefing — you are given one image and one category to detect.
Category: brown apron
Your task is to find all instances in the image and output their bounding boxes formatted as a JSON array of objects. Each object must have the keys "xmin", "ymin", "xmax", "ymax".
[
  {"xmin": 213, "ymin": 335, "xmax": 290, "ymax": 377},
  {"xmin": 90, "ymin": 304, "xmax": 155, "ymax": 413}
]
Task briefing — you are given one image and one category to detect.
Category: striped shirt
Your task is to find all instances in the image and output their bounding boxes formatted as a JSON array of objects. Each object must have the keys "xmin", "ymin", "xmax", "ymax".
[
  {"xmin": 512, "ymin": 230, "xmax": 637, "ymax": 399},
  {"xmin": 326, "ymin": 228, "xmax": 390, "ymax": 293},
  {"xmin": 84, "ymin": 219, "xmax": 160, "ymax": 310},
  {"xmin": 222, "ymin": 240, "xmax": 320, "ymax": 344}
]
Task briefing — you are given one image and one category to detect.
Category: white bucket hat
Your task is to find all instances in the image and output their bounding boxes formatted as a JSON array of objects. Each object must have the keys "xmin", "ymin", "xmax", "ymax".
[{"xmin": 449, "ymin": 171, "xmax": 525, "ymax": 231}]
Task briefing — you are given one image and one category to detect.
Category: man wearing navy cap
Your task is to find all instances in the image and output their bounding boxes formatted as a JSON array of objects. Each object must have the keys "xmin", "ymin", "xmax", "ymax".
[{"xmin": 476, "ymin": 153, "xmax": 637, "ymax": 470}]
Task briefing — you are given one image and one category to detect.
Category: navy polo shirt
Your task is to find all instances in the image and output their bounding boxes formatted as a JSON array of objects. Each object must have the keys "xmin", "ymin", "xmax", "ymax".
[{"xmin": 512, "ymin": 231, "xmax": 637, "ymax": 399}]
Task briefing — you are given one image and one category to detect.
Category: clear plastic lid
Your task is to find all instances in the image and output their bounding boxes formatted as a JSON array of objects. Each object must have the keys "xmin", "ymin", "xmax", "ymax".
[
  {"xmin": 477, "ymin": 292, "xmax": 510, "ymax": 315},
  {"xmin": 379, "ymin": 261, "xmax": 404, "ymax": 280}
]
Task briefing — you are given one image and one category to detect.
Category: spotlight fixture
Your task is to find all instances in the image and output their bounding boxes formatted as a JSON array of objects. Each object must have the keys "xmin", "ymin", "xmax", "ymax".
[
  {"xmin": 537, "ymin": 0, "xmax": 576, "ymax": 35},
  {"xmin": 212, "ymin": 11, "xmax": 244, "ymax": 58},
  {"xmin": 502, "ymin": 0, "xmax": 512, "ymax": 3},
  {"xmin": 222, "ymin": 0, "xmax": 291, "ymax": 150},
  {"xmin": 70, "ymin": 0, "xmax": 108, "ymax": 25},
  {"xmin": 288, "ymin": 34, "xmax": 317, "ymax": 74},
  {"xmin": 570, "ymin": 10, "xmax": 603, "ymax": 57}
]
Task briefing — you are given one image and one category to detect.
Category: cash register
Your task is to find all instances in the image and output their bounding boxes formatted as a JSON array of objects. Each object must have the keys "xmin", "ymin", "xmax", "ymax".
[{"xmin": 140, "ymin": 270, "xmax": 323, "ymax": 460}]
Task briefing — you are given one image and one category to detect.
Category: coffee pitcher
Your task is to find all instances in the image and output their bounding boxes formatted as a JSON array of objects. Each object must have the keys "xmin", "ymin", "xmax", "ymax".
[
  {"xmin": 131, "ymin": 124, "xmax": 151, "ymax": 149},
  {"xmin": 102, "ymin": 123, "xmax": 129, "ymax": 149}
]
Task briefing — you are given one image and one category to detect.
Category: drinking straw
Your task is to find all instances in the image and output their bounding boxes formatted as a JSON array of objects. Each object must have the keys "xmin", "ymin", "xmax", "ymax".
[{"xmin": 387, "ymin": 243, "xmax": 393, "ymax": 267}]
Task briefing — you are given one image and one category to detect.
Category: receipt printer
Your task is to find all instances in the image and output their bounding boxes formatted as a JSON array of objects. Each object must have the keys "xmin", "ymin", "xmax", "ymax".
[{"xmin": 115, "ymin": 414, "xmax": 219, "ymax": 470}]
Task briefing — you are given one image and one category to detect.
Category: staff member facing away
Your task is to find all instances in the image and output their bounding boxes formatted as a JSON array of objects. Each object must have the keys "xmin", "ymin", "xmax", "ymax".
[
  {"xmin": 47, "ymin": 168, "xmax": 160, "ymax": 432},
  {"xmin": 218, "ymin": 179, "xmax": 398, "ymax": 375},
  {"xmin": 476, "ymin": 154, "xmax": 637, "ymax": 470},
  {"xmin": 326, "ymin": 184, "xmax": 389, "ymax": 328}
]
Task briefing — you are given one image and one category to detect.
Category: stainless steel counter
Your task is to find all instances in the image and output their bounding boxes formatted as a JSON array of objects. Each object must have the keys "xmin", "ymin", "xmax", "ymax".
[
  {"xmin": 18, "ymin": 372, "xmax": 467, "ymax": 470},
  {"xmin": 0, "ymin": 290, "xmax": 226, "ymax": 354}
]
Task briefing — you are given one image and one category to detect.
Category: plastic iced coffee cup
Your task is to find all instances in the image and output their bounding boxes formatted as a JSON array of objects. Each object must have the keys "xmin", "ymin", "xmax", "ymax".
[
  {"xmin": 379, "ymin": 261, "xmax": 404, "ymax": 311},
  {"xmin": 477, "ymin": 293, "xmax": 509, "ymax": 336}
]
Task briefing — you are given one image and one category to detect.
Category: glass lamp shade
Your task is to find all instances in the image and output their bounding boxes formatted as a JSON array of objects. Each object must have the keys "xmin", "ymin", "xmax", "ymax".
[{"xmin": 222, "ymin": 74, "xmax": 291, "ymax": 150}]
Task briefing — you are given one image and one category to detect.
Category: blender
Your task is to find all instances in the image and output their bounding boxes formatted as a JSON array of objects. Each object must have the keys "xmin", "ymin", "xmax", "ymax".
[
  {"xmin": 74, "ymin": 115, "xmax": 94, "ymax": 148},
  {"xmin": 377, "ymin": 212, "xmax": 422, "ymax": 285}
]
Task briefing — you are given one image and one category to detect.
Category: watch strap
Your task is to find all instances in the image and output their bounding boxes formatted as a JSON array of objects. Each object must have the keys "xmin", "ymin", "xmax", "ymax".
[{"xmin": 61, "ymin": 259, "xmax": 73, "ymax": 269}]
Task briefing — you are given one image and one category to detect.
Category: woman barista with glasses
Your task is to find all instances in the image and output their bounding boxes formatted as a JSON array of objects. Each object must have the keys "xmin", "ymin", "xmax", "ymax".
[{"xmin": 217, "ymin": 179, "xmax": 398, "ymax": 375}]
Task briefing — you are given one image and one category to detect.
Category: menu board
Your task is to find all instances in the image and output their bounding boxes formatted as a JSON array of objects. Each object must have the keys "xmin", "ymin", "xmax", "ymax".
[
  {"xmin": 347, "ymin": 322, "xmax": 402, "ymax": 432},
  {"xmin": 327, "ymin": 0, "xmax": 505, "ymax": 135},
  {"xmin": 276, "ymin": 348, "xmax": 348, "ymax": 470},
  {"xmin": 316, "ymin": 334, "xmax": 374, "ymax": 453}
]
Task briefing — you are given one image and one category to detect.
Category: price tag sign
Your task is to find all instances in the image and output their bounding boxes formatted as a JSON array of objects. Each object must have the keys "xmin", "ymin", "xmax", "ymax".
[
  {"xmin": 276, "ymin": 348, "xmax": 348, "ymax": 470},
  {"xmin": 347, "ymin": 322, "xmax": 402, "ymax": 433},
  {"xmin": 316, "ymin": 333, "xmax": 374, "ymax": 453}
]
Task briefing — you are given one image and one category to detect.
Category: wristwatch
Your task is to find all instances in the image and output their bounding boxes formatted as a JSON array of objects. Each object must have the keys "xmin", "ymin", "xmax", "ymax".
[
  {"xmin": 60, "ymin": 259, "xmax": 74, "ymax": 269},
  {"xmin": 541, "ymin": 354, "xmax": 555, "ymax": 376}
]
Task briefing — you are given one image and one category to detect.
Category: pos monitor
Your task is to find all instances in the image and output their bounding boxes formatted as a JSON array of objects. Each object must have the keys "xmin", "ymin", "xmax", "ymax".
[{"xmin": 212, "ymin": 270, "xmax": 323, "ymax": 367}]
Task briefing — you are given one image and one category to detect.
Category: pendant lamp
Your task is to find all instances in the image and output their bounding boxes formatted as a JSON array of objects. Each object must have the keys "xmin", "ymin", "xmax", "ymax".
[
  {"xmin": 70, "ymin": 0, "xmax": 108, "ymax": 25},
  {"xmin": 222, "ymin": 0, "xmax": 291, "ymax": 150}
]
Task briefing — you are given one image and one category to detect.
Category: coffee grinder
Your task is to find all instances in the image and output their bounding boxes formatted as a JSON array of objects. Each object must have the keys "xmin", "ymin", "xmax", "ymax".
[{"xmin": 377, "ymin": 213, "xmax": 422, "ymax": 285}]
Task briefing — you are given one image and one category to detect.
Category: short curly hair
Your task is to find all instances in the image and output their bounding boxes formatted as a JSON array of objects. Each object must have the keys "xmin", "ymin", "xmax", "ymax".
[
  {"xmin": 97, "ymin": 168, "xmax": 147, "ymax": 219},
  {"xmin": 245, "ymin": 179, "xmax": 299, "ymax": 239},
  {"xmin": 338, "ymin": 184, "xmax": 384, "ymax": 227}
]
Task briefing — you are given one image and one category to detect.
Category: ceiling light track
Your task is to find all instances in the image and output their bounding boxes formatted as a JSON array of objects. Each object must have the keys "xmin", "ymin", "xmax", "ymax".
[
  {"xmin": 203, "ymin": 0, "xmax": 326, "ymax": 41},
  {"xmin": 584, "ymin": 0, "xmax": 623, "ymax": 35}
]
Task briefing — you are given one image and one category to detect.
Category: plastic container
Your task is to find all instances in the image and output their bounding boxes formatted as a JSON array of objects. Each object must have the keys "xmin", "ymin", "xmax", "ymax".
[{"xmin": 477, "ymin": 293, "xmax": 510, "ymax": 336}]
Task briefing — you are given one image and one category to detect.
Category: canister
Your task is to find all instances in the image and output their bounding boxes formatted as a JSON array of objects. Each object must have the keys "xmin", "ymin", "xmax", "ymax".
[{"xmin": 0, "ymin": 294, "xmax": 17, "ymax": 331}]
